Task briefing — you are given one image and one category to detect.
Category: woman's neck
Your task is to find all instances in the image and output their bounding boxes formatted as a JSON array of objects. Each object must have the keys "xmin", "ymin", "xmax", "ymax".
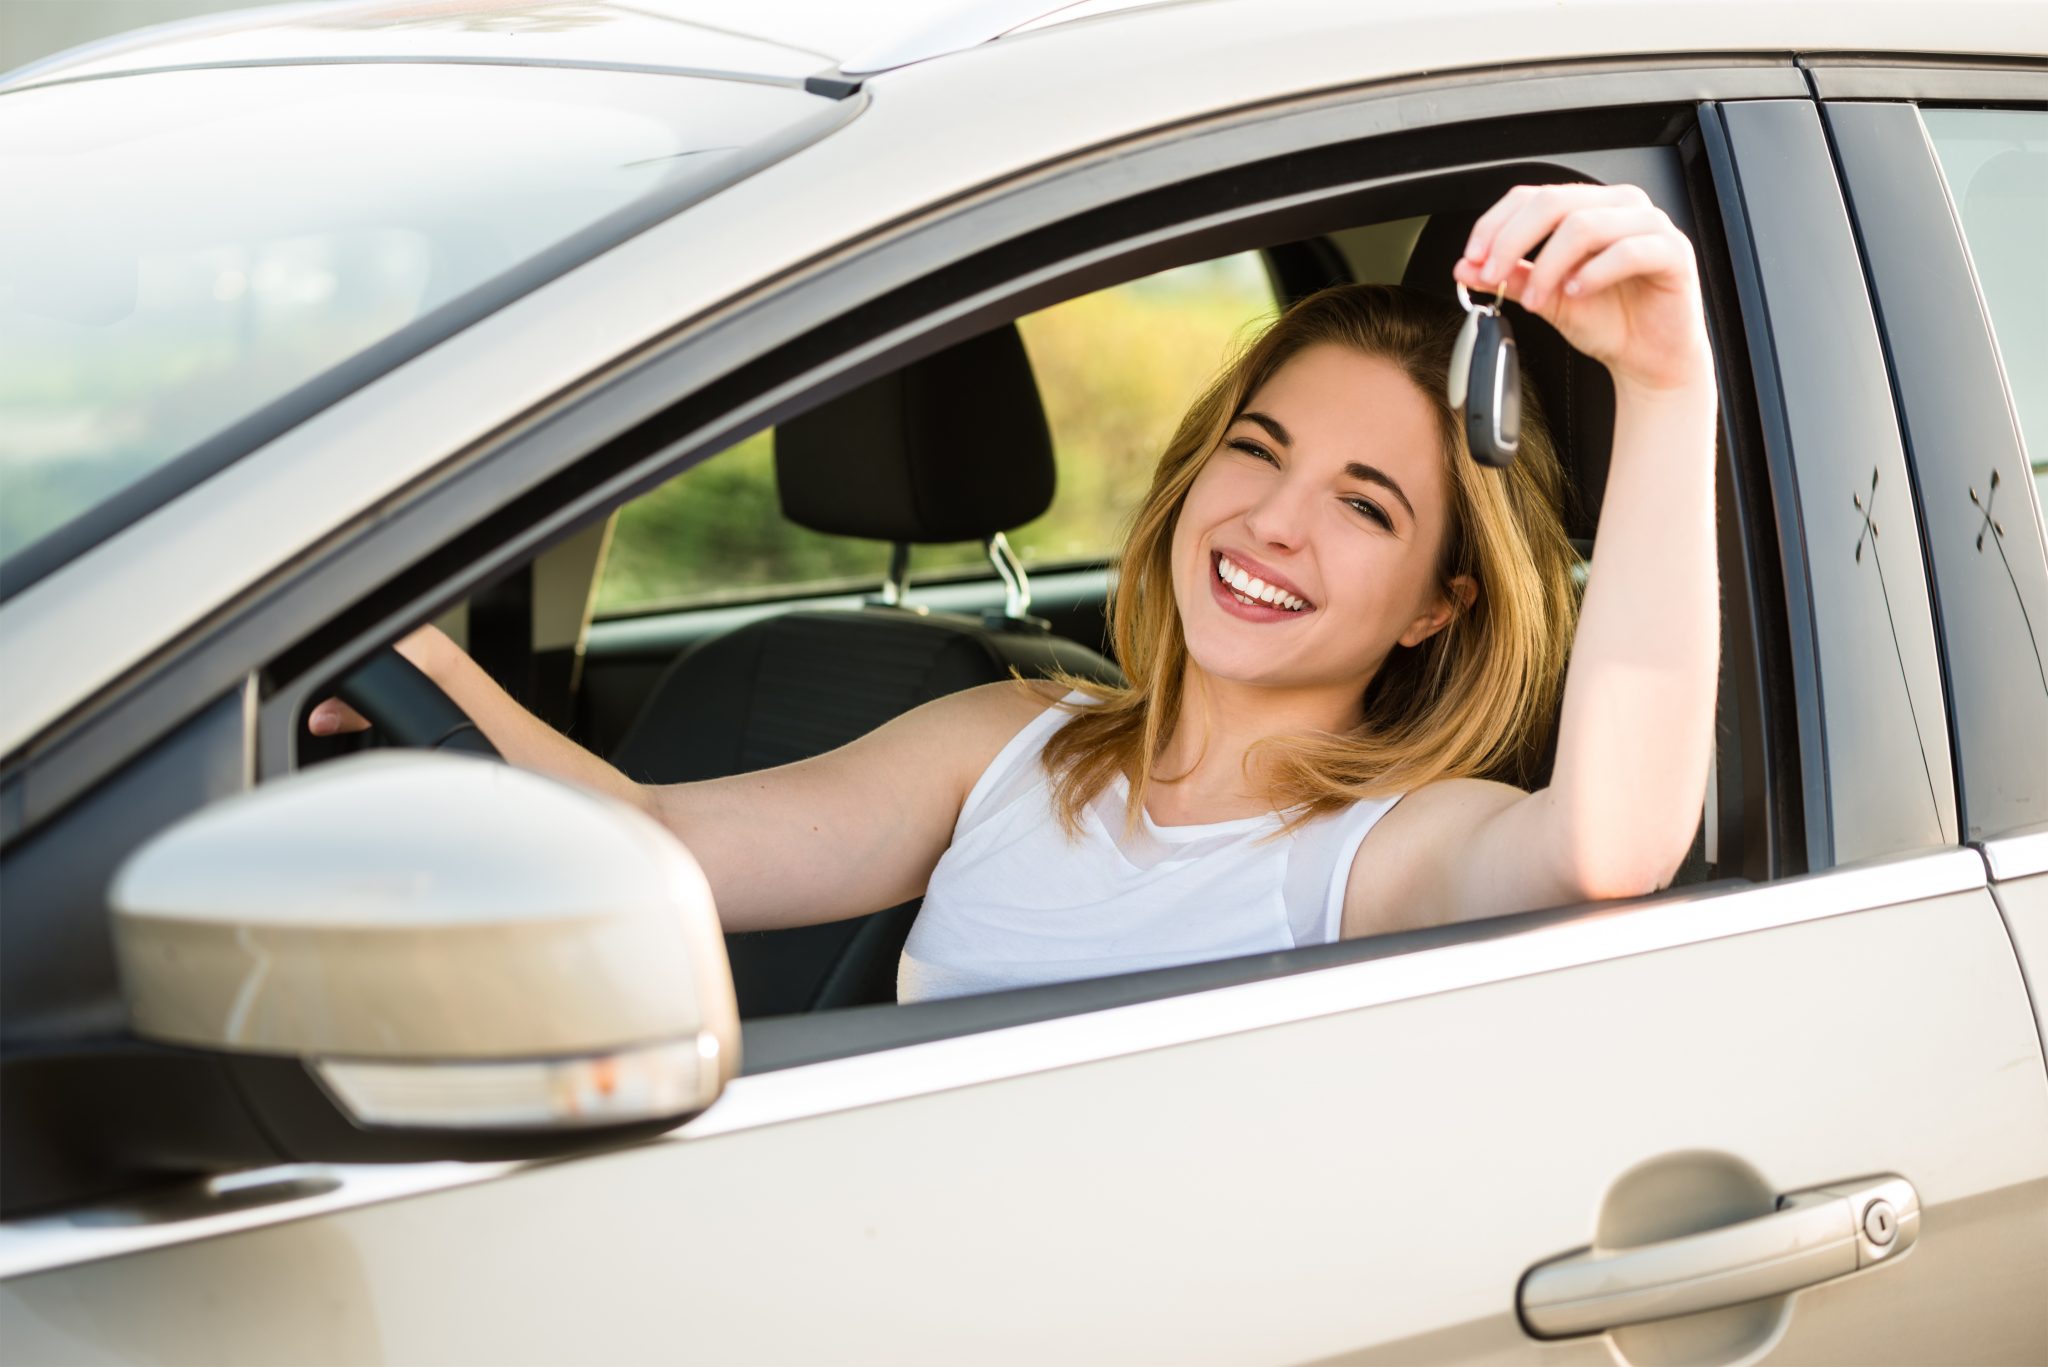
[{"xmin": 1145, "ymin": 666, "xmax": 1365, "ymax": 823}]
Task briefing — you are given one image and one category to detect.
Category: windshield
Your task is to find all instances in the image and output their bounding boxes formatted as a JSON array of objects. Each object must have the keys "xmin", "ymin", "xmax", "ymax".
[{"xmin": 0, "ymin": 63, "xmax": 828, "ymax": 589}]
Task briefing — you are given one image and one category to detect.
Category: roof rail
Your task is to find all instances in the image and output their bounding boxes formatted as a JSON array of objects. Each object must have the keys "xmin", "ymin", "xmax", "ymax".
[{"xmin": 807, "ymin": 0, "xmax": 1087, "ymax": 91}]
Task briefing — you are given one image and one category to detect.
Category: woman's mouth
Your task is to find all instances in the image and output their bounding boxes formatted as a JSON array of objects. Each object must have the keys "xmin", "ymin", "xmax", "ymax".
[{"xmin": 1210, "ymin": 551, "xmax": 1313, "ymax": 619}]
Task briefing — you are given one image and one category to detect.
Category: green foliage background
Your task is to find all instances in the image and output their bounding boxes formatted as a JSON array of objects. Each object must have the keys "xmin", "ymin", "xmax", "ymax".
[{"xmin": 595, "ymin": 255, "xmax": 1277, "ymax": 615}]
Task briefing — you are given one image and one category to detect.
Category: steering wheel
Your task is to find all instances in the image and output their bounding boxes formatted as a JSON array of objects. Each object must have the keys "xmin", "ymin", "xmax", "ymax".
[{"xmin": 332, "ymin": 647, "xmax": 503, "ymax": 759}]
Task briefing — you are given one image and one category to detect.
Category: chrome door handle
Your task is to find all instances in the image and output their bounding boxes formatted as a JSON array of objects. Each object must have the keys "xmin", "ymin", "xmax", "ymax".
[{"xmin": 1519, "ymin": 1175, "xmax": 1919, "ymax": 1339}]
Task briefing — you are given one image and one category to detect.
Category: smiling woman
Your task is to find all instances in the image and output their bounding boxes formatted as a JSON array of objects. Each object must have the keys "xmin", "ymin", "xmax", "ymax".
[
  {"xmin": 892, "ymin": 285, "xmax": 1581, "ymax": 999},
  {"xmin": 1040, "ymin": 284, "xmax": 1576, "ymax": 844}
]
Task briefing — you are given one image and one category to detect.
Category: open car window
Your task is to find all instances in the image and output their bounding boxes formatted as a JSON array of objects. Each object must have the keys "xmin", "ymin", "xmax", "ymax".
[{"xmin": 511, "ymin": 152, "xmax": 1761, "ymax": 1028}]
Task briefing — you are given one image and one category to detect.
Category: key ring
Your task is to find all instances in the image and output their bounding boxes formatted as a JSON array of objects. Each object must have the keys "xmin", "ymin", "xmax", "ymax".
[{"xmin": 1456, "ymin": 279, "xmax": 1510, "ymax": 317}]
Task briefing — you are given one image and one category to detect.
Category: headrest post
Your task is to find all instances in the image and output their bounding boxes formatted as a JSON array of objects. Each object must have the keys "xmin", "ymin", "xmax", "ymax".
[
  {"xmin": 877, "ymin": 541, "xmax": 911, "ymax": 607},
  {"xmin": 986, "ymin": 532, "xmax": 1031, "ymax": 620}
]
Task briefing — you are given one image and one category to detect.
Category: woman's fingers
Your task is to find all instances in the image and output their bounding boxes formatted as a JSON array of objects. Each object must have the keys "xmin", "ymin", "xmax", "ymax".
[
  {"xmin": 1520, "ymin": 204, "xmax": 1675, "ymax": 313},
  {"xmin": 1468, "ymin": 182, "xmax": 1652, "ymax": 289},
  {"xmin": 1452, "ymin": 253, "xmax": 1533, "ymax": 303},
  {"xmin": 1562, "ymin": 230, "xmax": 1689, "ymax": 303},
  {"xmin": 1463, "ymin": 185, "xmax": 1540, "ymax": 267},
  {"xmin": 303, "ymin": 626, "xmax": 454, "ymax": 737},
  {"xmin": 1456, "ymin": 183, "xmax": 1709, "ymax": 392},
  {"xmin": 308, "ymin": 697, "xmax": 371, "ymax": 736}
]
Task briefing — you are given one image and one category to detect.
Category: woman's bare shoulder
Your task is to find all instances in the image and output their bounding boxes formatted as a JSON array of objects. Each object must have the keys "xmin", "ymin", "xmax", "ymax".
[
  {"xmin": 920, "ymin": 678, "xmax": 1070, "ymax": 744},
  {"xmin": 858, "ymin": 677, "xmax": 1064, "ymax": 749},
  {"xmin": 857, "ymin": 679, "xmax": 1072, "ymax": 806},
  {"xmin": 1380, "ymin": 775, "xmax": 1526, "ymax": 830}
]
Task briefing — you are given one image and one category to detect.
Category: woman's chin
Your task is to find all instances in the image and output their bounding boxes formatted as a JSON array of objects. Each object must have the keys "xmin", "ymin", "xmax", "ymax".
[
  {"xmin": 1182, "ymin": 636, "xmax": 1299, "ymax": 690},
  {"xmin": 1181, "ymin": 623, "xmax": 1383, "ymax": 700}
]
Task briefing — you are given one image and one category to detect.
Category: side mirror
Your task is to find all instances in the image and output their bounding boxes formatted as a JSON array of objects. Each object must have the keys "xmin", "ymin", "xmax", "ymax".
[{"xmin": 109, "ymin": 753, "xmax": 738, "ymax": 1163}]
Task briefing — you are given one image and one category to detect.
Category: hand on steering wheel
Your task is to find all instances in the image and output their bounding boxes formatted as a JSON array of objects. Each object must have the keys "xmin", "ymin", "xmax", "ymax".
[{"xmin": 309, "ymin": 637, "xmax": 501, "ymax": 760}]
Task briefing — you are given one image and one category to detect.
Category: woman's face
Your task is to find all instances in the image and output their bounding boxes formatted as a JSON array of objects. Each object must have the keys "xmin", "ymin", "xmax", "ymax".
[{"xmin": 1169, "ymin": 343, "xmax": 1469, "ymax": 708}]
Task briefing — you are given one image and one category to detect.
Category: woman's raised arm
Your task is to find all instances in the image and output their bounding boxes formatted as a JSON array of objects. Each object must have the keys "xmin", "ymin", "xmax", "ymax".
[{"xmin": 1348, "ymin": 182, "xmax": 1720, "ymax": 932}]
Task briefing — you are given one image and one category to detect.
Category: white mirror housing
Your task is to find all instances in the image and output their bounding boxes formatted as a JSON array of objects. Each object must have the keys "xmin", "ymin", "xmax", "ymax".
[{"xmin": 109, "ymin": 753, "xmax": 738, "ymax": 1140}]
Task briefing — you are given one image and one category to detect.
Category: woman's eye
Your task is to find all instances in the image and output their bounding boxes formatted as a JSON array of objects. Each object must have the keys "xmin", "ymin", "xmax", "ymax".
[
  {"xmin": 1227, "ymin": 438, "xmax": 1278, "ymax": 464},
  {"xmin": 1346, "ymin": 497, "xmax": 1394, "ymax": 530}
]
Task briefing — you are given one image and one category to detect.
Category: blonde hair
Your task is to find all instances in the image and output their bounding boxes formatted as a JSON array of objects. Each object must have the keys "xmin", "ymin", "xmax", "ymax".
[{"xmin": 1040, "ymin": 283, "xmax": 1578, "ymax": 833}]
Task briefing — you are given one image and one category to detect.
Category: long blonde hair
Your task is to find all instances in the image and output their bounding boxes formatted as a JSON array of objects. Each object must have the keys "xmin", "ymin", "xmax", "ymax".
[{"xmin": 1041, "ymin": 283, "xmax": 1578, "ymax": 833}]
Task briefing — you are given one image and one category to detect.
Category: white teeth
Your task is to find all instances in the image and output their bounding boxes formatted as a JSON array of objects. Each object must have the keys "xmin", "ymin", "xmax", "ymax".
[{"xmin": 1215, "ymin": 555, "xmax": 1307, "ymax": 612}]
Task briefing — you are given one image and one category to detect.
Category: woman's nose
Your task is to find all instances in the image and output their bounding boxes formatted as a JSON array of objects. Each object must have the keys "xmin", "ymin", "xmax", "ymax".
[{"xmin": 1242, "ymin": 475, "xmax": 1314, "ymax": 549}]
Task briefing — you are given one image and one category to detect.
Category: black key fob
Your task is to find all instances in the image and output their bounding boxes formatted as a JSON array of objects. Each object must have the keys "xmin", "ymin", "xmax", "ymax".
[{"xmin": 1464, "ymin": 310, "xmax": 1521, "ymax": 469}]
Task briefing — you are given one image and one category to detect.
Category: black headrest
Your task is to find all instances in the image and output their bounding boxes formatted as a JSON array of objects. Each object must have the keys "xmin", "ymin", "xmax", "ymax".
[
  {"xmin": 775, "ymin": 323, "xmax": 1056, "ymax": 543},
  {"xmin": 1402, "ymin": 214, "xmax": 1610, "ymax": 543}
]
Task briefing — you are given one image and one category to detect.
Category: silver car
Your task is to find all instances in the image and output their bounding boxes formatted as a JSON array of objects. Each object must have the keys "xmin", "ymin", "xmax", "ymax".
[{"xmin": 2, "ymin": 1, "xmax": 2045, "ymax": 1362}]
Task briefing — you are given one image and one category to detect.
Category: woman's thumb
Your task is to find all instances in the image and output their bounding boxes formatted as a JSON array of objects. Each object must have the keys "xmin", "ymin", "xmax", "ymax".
[{"xmin": 307, "ymin": 698, "xmax": 368, "ymax": 735}]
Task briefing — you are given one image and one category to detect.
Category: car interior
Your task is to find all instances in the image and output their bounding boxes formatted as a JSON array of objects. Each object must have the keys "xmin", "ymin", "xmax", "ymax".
[{"xmin": 301, "ymin": 189, "xmax": 1746, "ymax": 1029}]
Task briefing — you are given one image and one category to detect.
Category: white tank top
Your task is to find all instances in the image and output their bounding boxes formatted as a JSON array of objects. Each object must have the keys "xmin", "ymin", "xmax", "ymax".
[{"xmin": 899, "ymin": 693, "xmax": 1402, "ymax": 1004}]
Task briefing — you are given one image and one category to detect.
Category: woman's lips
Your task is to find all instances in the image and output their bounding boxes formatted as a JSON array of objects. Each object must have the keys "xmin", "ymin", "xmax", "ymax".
[
  {"xmin": 1214, "ymin": 547, "xmax": 1312, "ymax": 607},
  {"xmin": 1208, "ymin": 551, "xmax": 1313, "ymax": 622}
]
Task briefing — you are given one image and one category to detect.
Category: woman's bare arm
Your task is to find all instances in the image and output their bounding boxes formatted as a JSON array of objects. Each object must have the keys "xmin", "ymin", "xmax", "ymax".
[
  {"xmin": 1344, "ymin": 183, "xmax": 1719, "ymax": 935},
  {"xmin": 311, "ymin": 628, "xmax": 1058, "ymax": 931},
  {"xmin": 643, "ymin": 682, "xmax": 1057, "ymax": 930}
]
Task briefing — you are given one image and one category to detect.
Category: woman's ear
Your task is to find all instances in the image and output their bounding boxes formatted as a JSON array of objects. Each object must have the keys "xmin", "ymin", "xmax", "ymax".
[{"xmin": 1399, "ymin": 574, "xmax": 1478, "ymax": 647}]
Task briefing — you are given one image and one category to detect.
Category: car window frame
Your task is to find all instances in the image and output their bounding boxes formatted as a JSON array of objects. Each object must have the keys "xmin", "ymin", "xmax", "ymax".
[
  {"xmin": 253, "ymin": 138, "xmax": 1756, "ymax": 778},
  {"xmin": 257, "ymin": 79, "xmax": 1795, "ymax": 816},
  {"xmin": 252, "ymin": 130, "xmax": 1776, "ymax": 921},
  {"xmin": 1801, "ymin": 55, "xmax": 2048, "ymax": 103}
]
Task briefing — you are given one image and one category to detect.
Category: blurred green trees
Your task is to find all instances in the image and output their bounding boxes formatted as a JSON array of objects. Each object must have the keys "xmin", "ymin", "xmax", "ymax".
[{"xmin": 595, "ymin": 254, "xmax": 1276, "ymax": 615}]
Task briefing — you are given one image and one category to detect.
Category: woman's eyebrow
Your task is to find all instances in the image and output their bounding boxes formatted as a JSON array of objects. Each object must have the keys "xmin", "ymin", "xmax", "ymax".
[
  {"xmin": 1344, "ymin": 462, "xmax": 1416, "ymax": 521},
  {"xmin": 1240, "ymin": 410, "xmax": 1291, "ymax": 445}
]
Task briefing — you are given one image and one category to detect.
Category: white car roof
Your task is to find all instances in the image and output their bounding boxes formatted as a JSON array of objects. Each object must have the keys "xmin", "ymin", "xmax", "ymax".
[
  {"xmin": 1, "ymin": 0, "xmax": 1123, "ymax": 91},
  {"xmin": 4, "ymin": 0, "xmax": 2045, "ymax": 760}
]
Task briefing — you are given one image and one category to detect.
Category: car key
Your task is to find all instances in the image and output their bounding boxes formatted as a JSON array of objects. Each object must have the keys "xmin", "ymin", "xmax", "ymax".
[{"xmin": 1451, "ymin": 280, "xmax": 1521, "ymax": 468}]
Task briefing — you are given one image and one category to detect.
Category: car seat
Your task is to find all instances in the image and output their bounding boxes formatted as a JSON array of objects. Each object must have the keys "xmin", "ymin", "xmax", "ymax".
[{"xmin": 610, "ymin": 323, "xmax": 1123, "ymax": 1017}]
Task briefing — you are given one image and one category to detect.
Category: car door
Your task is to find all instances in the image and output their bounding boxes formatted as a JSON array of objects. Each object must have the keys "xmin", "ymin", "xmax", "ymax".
[
  {"xmin": 7, "ymin": 49, "xmax": 2046, "ymax": 1364},
  {"xmin": 1816, "ymin": 74, "xmax": 2048, "ymax": 1082}
]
